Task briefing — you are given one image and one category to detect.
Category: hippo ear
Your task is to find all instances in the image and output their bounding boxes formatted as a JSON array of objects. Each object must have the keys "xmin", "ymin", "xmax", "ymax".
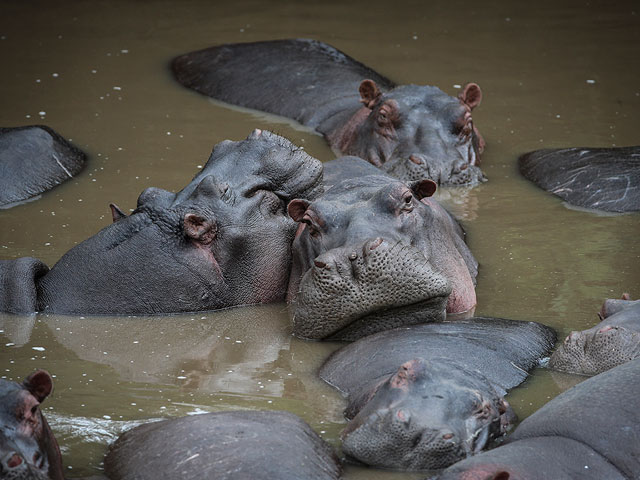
[
  {"xmin": 458, "ymin": 83, "xmax": 482, "ymax": 110},
  {"xmin": 23, "ymin": 370, "xmax": 53, "ymax": 403},
  {"xmin": 409, "ymin": 179, "xmax": 437, "ymax": 199},
  {"xmin": 491, "ymin": 472, "xmax": 511, "ymax": 480},
  {"xmin": 109, "ymin": 203, "xmax": 128, "ymax": 223},
  {"xmin": 183, "ymin": 213, "xmax": 217, "ymax": 245},
  {"xmin": 287, "ymin": 199, "xmax": 311, "ymax": 222},
  {"xmin": 359, "ymin": 79, "xmax": 383, "ymax": 109}
]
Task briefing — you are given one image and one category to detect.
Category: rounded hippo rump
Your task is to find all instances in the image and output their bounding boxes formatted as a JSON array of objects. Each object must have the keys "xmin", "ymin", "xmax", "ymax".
[
  {"xmin": 435, "ymin": 357, "xmax": 640, "ymax": 480},
  {"xmin": 518, "ymin": 146, "xmax": 640, "ymax": 213},
  {"xmin": 0, "ymin": 130, "xmax": 323, "ymax": 315},
  {"xmin": 549, "ymin": 295, "xmax": 640, "ymax": 375},
  {"xmin": 286, "ymin": 157, "xmax": 478, "ymax": 341},
  {"xmin": 104, "ymin": 410, "xmax": 341, "ymax": 480},
  {"xmin": 172, "ymin": 38, "xmax": 486, "ymax": 186},
  {"xmin": 319, "ymin": 318, "xmax": 556, "ymax": 470},
  {"xmin": 0, "ymin": 125, "xmax": 87, "ymax": 208},
  {"xmin": 0, "ymin": 370, "xmax": 64, "ymax": 480}
]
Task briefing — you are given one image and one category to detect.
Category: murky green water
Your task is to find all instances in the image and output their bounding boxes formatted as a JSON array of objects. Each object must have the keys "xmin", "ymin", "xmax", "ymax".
[{"xmin": 0, "ymin": 1, "xmax": 638, "ymax": 478}]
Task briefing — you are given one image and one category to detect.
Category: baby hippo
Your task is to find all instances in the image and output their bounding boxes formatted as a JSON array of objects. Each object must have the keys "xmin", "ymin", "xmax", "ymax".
[{"xmin": 549, "ymin": 294, "xmax": 640, "ymax": 375}]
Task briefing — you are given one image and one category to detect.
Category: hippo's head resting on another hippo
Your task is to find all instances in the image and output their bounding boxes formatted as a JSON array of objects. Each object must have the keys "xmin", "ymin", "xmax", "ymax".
[
  {"xmin": 31, "ymin": 130, "xmax": 323, "ymax": 315},
  {"xmin": 0, "ymin": 370, "xmax": 63, "ymax": 480},
  {"xmin": 286, "ymin": 158, "xmax": 478, "ymax": 340},
  {"xmin": 332, "ymin": 80, "xmax": 486, "ymax": 186}
]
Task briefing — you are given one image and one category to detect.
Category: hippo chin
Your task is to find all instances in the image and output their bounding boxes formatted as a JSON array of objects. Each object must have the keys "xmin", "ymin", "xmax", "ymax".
[
  {"xmin": 286, "ymin": 157, "xmax": 477, "ymax": 341},
  {"xmin": 0, "ymin": 125, "xmax": 87, "ymax": 209},
  {"xmin": 549, "ymin": 295, "xmax": 640, "ymax": 375},
  {"xmin": 319, "ymin": 318, "xmax": 555, "ymax": 470},
  {"xmin": 172, "ymin": 39, "xmax": 486, "ymax": 186},
  {"xmin": 0, "ymin": 370, "xmax": 64, "ymax": 480},
  {"xmin": 0, "ymin": 130, "xmax": 323, "ymax": 315}
]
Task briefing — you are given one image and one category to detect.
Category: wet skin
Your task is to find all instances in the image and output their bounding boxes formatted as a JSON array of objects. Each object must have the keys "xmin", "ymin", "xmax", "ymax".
[
  {"xmin": 286, "ymin": 157, "xmax": 477, "ymax": 341},
  {"xmin": 319, "ymin": 318, "xmax": 555, "ymax": 471},
  {"xmin": 0, "ymin": 130, "xmax": 323, "ymax": 315},
  {"xmin": 172, "ymin": 39, "xmax": 486, "ymax": 186},
  {"xmin": 0, "ymin": 370, "xmax": 63, "ymax": 480}
]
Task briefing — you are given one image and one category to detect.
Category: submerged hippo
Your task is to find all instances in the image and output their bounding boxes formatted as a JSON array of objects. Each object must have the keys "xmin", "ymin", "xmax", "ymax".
[
  {"xmin": 286, "ymin": 157, "xmax": 477, "ymax": 340},
  {"xmin": 436, "ymin": 357, "xmax": 640, "ymax": 480},
  {"xmin": 319, "ymin": 318, "xmax": 555, "ymax": 470},
  {"xmin": 104, "ymin": 410, "xmax": 341, "ymax": 480},
  {"xmin": 0, "ymin": 130, "xmax": 323, "ymax": 315},
  {"xmin": 172, "ymin": 38, "xmax": 486, "ymax": 186},
  {"xmin": 518, "ymin": 146, "xmax": 640, "ymax": 213},
  {"xmin": 0, "ymin": 125, "xmax": 86, "ymax": 208},
  {"xmin": 0, "ymin": 370, "xmax": 64, "ymax": 480},
  {"xmin": 549, "ymin": 295, "xmax": 640, "ymax": 375}
]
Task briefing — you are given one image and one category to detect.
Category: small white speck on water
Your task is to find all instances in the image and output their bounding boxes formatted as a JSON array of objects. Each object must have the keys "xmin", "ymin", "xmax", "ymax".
[
  {"xmin": 25, "ymin": 114, "xmax": 31, "ymax": 118},
  {"xmin": 412, "ymin": 35, "xmax": 418, "ymax": 40},
  {"xmin": 32, "ymin": 347, "xmax": 45, "ymax": 351},
  {"xmin": 453, "ymin": 84, "xmax": 461, "ymax": 89},
  {"xmin": 121, "ymin": 49, "xmax": 129, "ymax": 53},
  {"xmin": 103, "ymin": 415, "xmax": 111, "ymax": 420},
  {"xmin": 44, "ymin": 242, "xmax": 51, "ymax": 246},
  {"xmin": 586, "ymin": 79, "xmax": 595, "ymax": 84},
  {"xmin": 166, "ymin": 131, "xmax": 171, "ymax": 135},
  {"xmin": 52, "ymin": 73, "xmax": 59, "ymax": 78},
  {"xmin": 556, "ymin": 114, "xmax": 561, "ymax": 118},
  {"xmin": 36, "ymin": 79, "xmax": 41, "ymax": 83},
  {"xmin": 177, "ymin": 376, "xmax": 187, "ymax": 379},
  {"xmin": 113, "ymin": 86, "xmax": 121, "ymax": 91},
  {"xmin": 39, "ymin": 111, "xmax": 46, "ymax": 116},
  {"xmin": 91, "ymin": 69, "xmax": 97, "ymax": 73}
]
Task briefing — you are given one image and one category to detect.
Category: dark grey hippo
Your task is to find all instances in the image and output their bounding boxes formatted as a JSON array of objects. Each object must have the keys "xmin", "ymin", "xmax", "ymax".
[
  {"xmin": 172, "ymin": 39, "xmax": 486, "ymax": 186},
  {"xmin": 549, "ymin": 295, "xmax": 640, "ymax": 375},
  {"xmin": 0, "ymin": 370, "xmax": 64, "ymax": 480},
  {"xmin": 0, "ymin": 125, "xmax": 86, "ymax": 208},
  {"xmin": 518, "ymin": 146, "xmax": 640, "ymax": 213},
  {"xmin": 104, "ymin": 410, "xmax": 341, "ymax": 480},
  {"xmin": 435, "ymin": 357, "xmax": 640, "ymax": 480},
  {"xmin": 286, "ymin": 157, "xmax": 478, "ymax": 340},
  {"xmin": 319, "ymin": 318, "xmax": 556, "ymax": 470},
  {"xmin": 0, "ymin": 130, "xmax": 323, "ymax": 315}
]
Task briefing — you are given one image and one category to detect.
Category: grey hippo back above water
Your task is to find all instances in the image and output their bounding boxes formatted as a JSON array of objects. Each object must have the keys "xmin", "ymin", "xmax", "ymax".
[{"xmin": 172, "ymin": 38, "xmax": 486, "ymax": 186}]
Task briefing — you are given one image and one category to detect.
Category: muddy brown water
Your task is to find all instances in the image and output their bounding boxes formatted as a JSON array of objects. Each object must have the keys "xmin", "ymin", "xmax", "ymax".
[{"xmin": 0, "ymin": 1, "xmax": 639, "ymax": 478}]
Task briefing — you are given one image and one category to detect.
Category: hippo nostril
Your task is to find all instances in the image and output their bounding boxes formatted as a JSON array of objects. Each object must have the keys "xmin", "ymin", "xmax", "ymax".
[
  {"xmin": 348, "ymin": 252, "xmax": 357, "ymax": 261},
  {"xmin": 369, "ymin": 237, "xmax": 384, "ymax": 250},
  {"xmin": 7, "ymin": 453, "xmax": 23, "ymax": 468},
  {"xmin": 409, "ymin": 154, "xmax": 423, "ymax": 165},
  {"xmin": 314, "ymin": 260, "xmax": 327, "ymax": 269}
]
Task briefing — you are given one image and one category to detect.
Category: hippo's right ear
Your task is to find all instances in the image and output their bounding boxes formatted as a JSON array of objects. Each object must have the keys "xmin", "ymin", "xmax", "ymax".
[
  {"xmin": 109, "ymin": 203, "xmax": 128, "ymax": 223},
  {"xmin": 23, "ymin": 370, "xmax": 53, "ymax": 403},
  {"xmin": 409, "ymin": 179, "xmax": 437, "ymax": 199},
  {"xmin": 183, "ymin": 213, "xmax": 217, "ymax": 245},
  {"xmin": 287, "ymin": 199, "xmax": 311, "ymax": 222},
  {"xmin": 359, "ymin": 79, "xmax": 383, "ymax": 109}
]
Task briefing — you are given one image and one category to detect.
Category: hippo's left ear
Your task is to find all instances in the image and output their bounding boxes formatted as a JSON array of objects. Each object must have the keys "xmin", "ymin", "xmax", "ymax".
[
  {"xmin": 287, "ymin": 199, "xmax": 311, "ymax": 222},
  {"xmin": 458, "ymin": 83, "xmax": 482, "ymax": 110},
  {"xmin": 409, "ymin": 179, "xmax": 437, "ymax": 199},
  {"xmin": 109, "ymin": 203, "xmax": 128, "ymax": 223},
  {"xmin": 184, "ymin": 213, "xmax": 217, "ymax": 245},
  {"xmin": 359, "ymin": 79, "xmax": 383, "ymax": 109},
  {"xmin": 23, "ymin": 370, "xmax": 53, "ymax": 403}
]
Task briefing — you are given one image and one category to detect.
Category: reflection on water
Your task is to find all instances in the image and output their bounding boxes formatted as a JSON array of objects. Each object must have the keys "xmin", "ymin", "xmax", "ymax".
[{"xmin": 0, "ymin": 0, "xmax": 639, "ymax": 478}]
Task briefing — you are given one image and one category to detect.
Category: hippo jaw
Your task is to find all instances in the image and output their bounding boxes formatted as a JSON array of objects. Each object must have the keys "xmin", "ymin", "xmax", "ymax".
[
  {"xmin": 341, "ymin": 359, "xmax": 513, "ymax": 471},
  {"xmin": 289, "ymin": 239, "xmax": 451, "ymax": 341},
  {"xmin": 549, "ymin": 326, "xmax": 640, "ymax": 376}
]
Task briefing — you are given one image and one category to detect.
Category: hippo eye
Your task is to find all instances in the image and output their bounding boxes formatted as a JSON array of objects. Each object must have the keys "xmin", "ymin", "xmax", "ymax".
[
  {"xmin": 302, "ymin": 214, "xmax": 321, "ymax": 238},
  {"xmin": 400, "ymin": 192, "xmax": 414, "ymax": 212}
]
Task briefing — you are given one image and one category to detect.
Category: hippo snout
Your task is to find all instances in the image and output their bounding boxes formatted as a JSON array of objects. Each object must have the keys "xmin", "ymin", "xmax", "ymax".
[{"xmin": 290, "ymin": 238, "xmax": 451, "ymax": 340}]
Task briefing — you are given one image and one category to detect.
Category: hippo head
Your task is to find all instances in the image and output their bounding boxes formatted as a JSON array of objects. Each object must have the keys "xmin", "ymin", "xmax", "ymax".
[
  {"xmin": 0, "ymin": 371, "xmax": 64, "ymax": 480},
  {"xmin": 548, "ymin": 325, "xmax": 640, "ymax": 376},
  {"xmin": 341, "ymin": 358, "xmax": 514, "ymax": 470},
  {"xmin": 341, "ymin": 80, "xmax": 486, "ymax": 186},
  {"xmin": 286, "ymin": 173, "xmax": 477, "ymax": 340},
  {"xmin": 37, "ymin": 130, "xmax": 324, "ymax": 314}
]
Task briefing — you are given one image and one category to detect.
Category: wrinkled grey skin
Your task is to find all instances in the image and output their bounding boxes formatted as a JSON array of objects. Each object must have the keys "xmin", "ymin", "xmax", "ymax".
[
  {"xmin": 104, "ymin": 411, "xmax": 341, "ymax": 480},
  {"xmin": 518, "ymin": 146, "xmax": 640, "ymax": 213},
  {"xmin": 0, "ymin": 125, "xmax": 86, "ymax": 208},
  {"xmin": 172, "ymin": 39, "xmax": 486, "ymax": 186},
  {"xmin": 0, "ymin": 130, "xmax": 323, "ymax": 315},
  {"xmin": 286, "ymin": 157, "xmax": 478, "ymax": 341},
  {"xmin": 435, "ymin": 357, "xmax": 640, "ymax": 480},
  {"xmin": 320, "ymin": 318, "xmax": 556, "ymax": 470},
  {"xmin": 0, "ymin": 371, "xmax": 64, "ymax": 480},
  {"xmin": 549, "ymin": 296, "xmax": 640, "ymax": 375}
]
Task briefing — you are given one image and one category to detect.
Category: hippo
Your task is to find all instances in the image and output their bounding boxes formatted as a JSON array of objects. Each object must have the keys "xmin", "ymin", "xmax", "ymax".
[
  {"xmin": 104, "ymin": 410, "xmax": 341, "ymax": 480},
  {"xmin": 172, "ymin": 38, "xmax": 486, "ymax": 186},
  {"xmin": 435, "ymin": 356, "xmax": 640, "ymax": 480},
  {"xmin": 518, "ymin": 146, "xmax": 640, "ymax": 213},
  {"xmin": 0, "ymin": 125, "xmax": 86, "ymax": 208},
  {"xmin": 286, "ymin": 157, "xmax": 478, "ymax": 340},
  {"xmin": 0, "ymin": 130, "xmax": 323, "ymax": 315},
  {"xmin": 0, "ymin": 370, "xmax": 64, "ymax": 480},
  {"xmin": 549, "ymin": 295, "xmax": 640, "ymax": 375},
  {"xmin": 319, "ymin": 318, "xmax": 556, "ymax": 470}
]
